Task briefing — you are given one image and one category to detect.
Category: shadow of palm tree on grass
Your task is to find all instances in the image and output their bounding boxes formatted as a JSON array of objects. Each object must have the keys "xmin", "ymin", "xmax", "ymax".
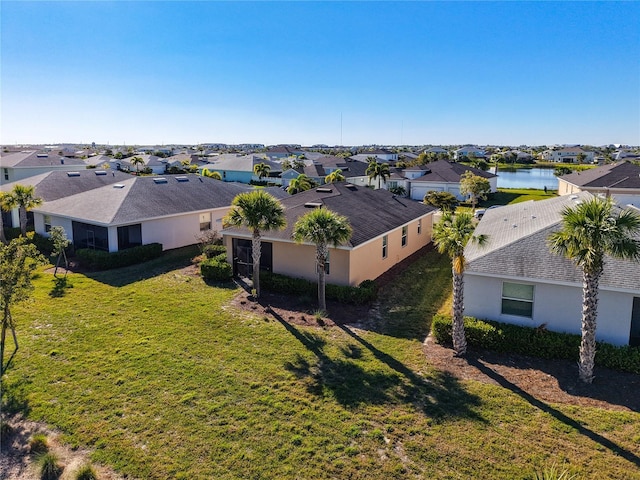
[{"xmin": 276, "ymin": 310, "xmax": 484, "ymax": 421}]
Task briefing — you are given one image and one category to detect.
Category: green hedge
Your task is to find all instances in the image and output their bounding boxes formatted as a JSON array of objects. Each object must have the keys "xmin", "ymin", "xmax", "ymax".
[
  {"xmin": 202, "ymin": 244, "xmax": 227, "ymax": 259},
  {"xmin": 3, "ymin": 229, "xmax": 55, "ymax": 256},
  {"xmin": 431, "ymin": 314, "xmax": 640, "ymax": 374},
  {"xmin": 259, "ymin": 271, "xmax": 377, "ymax": 305},
  {"xmin": 200, "ymin": 255, "xmax": 233, "ymax": 281},
  {"xmin": 76, "ymin": 243, "xmax": 163, "ymax": 270}
]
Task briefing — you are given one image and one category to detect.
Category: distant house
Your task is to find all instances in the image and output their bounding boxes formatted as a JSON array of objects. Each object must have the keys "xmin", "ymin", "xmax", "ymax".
[
  {"xmin": 32, "ymin": 175, "xmax": 258, "ymax": 253},
  {"xmin": 540, "ymin": 147, "xmax": 595, "ymax": 163},
  {"xmin": 349, "ymin": 149, "xmax": 398, "ymax": 163},
  {"xmin": 0, "ymin": 150, "xmax": 87, "ymax": 183},
  {"xmin": 281, "ymin": 156, "xmax": 370, "ymax": 189},
  {"xmin": 403, "ymin": 160, "xmax": 497, "ymax": 202},
  {"xmin": 464, "ymin": 193, "xmax": 640, "ymax": 346},
  {"xmin": 223, "ymin": 183, "xmax": 436, "ymax": 286},
  {"xmin": 557, "ymin": 161, "xmax": 640, "ymax": 208},
  {"xmin": 1, "ymin": 169, "xmax": 132, "ymax": 230},
  {"xmin": 453, "ymin": 146, "xmax": 486, "ymax": 160},
  {"xmin": 198, "ymin": 154, "xmax": 282, "ymax": 184}
]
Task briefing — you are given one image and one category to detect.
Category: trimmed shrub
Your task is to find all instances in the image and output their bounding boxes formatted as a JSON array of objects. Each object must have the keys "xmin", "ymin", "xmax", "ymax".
[
  {"xmin": 202, "ymin": 244, "xmax": 227, "ymax": 259},
  {"xmin": 431, "ymin": 314, "xmax": 640, "ymax": 374},
  {"xmin": 37, "ymin": 451, "xmax": 63, "ymax": 480},
  {"xmin": 200, "ymin": 256, "xmax": 233, "ymax": 282},
  {"xmin": 75, "ymin": 464, "xmax": 98, "ymax": 480},
  {"xmin": 76, "ymin": 243, "xmax": 163, "ymax": 270},
  {"xmin": 259, "ymin": 271, "xmax": 378, "ymax": 305}
]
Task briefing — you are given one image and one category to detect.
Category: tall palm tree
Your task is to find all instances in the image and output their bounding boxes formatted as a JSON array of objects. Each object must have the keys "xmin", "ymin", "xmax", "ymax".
[
  {"xmin": 5, "ymin": 185, "xmax": 43, "ymax": 236},
  {"xmin": 548, "ymin": 197, "xmax": 640, "ymax": 383},
  {"xmin": 254, "ymin": 162, "xmax": 271, "ymax": 181},
  {"xmin": 287, "ymin": 174, "xmax": 314, "ymax": 194},
  {"xmin": 432, "ymin": 211, "xmax": 487, "ymax": 356},
  {"xmin": 292, "ymin": 208, "xmax": 352, "ymax": 311},
  {"xmin": 130, "ymin": 156, "xmax": 145, "ymax": 175},
  {"xmin": 223, "ymin": 191, "xmax": 286, "ymax": 298},
  {"xmin": 366, "ymin": 160, "xmax": 390, "ymax": 189},
  {"xmin": 324, "ymin": 169, "xmax": 345, "ymax": 184}
]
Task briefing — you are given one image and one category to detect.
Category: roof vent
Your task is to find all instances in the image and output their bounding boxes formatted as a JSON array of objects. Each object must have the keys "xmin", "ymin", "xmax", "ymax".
[
  {"xmin": 153, "ymin": 177, "xmax": 168, "ymax": 184},
  {"xmin": 570, "ymin": 195, "xmax": 578, "ymax": 200},
  {"xmin": 176, "ymin": 176, "xmax": 189, "ymax": 182},
  {"xmin": 316, "ymin": 187, "xmax": 332, "ymax": 193},
  {"xmin": 66, "ymin": 172, "xmax": 81, "ymax": 177},
  {"xmin": 113, "ymin": 184, "xmax": 125, "ymax": 189},
  {"xmin": 345, "ymin": 184, "xmax": 357, "ymax": 190},
  {"xmin": 95, "ymin": 170, "xmax": 107, "ymax": 176},
  {"xmin": 304, "ymin": 202, "xmax": 323, "ymax": 209}
]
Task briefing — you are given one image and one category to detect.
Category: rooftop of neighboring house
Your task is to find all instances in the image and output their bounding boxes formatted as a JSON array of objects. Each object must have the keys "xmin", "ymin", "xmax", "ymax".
[
  {"xmin": 33, "ymin": 175, "xmax": 258, "ymax": 225},
  {"xmin": 224, "ymin": 182, "xmax": 435, "ymax": 248},
  {"xmin": 0, "ymin": 150, "xmax": 85, "ymax": 168},
  {"xmin": 202, "ymin": 154, "xmax": 281, "ymax": 173},
  {"xmin": 558, "ymin": 161, "xmax": 640, "ymax": 189},
  {"xmin": 465, "ymin": 192, "xmax": 640, "ymax": 292},
  {"xmin": 1, "ymin": 169, "xmax": 133, "ymax": 201},
  {"xmin": 410, "ymin": 160, "xmax": 496, "ymax": 182}
]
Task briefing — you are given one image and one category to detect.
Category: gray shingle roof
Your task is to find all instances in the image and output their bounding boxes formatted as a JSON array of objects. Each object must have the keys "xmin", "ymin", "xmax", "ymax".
[
  {"xmin": 226, "ymin": 182, "xmax": 435, "ymax": 247},
  {"xmin": 34, "ymin": 175, "xmax": 255, "ymax": 225},
  {"xmin": 559, "ymin": 161, "xmax": 640, "ymax": 189},
  {"xmin": 411, "ymin": 160, "xmax": 496, "ymax": 183},
  {"xmin": 0, "ymin": 150, "xmax": 85, "ymax": 168},
  {"xmin": 466, "ymin": 192, "xmax": 640, "ymax": 292}
]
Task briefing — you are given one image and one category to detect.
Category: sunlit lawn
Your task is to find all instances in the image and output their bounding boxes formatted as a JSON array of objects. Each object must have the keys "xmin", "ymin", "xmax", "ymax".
[{"xmin": 2, "ymin": 247, "xmax": 640, "ymax": 479}]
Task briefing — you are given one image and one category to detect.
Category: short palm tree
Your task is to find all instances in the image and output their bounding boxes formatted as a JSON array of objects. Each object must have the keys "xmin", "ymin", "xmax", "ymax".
[
  {"xmin": 130, "ymin": 156, "xmax": 145, "ymax": 175},
  {"xmin": 292, "ymin": 208, "xmax": 352, "ymax": 311},
  {"xmin": 254, "ymin": 162, "xmax": 271, "ymax": 181},
  {"xmin": 432, "ymin": 211, "xmax": 487, "ymax": 356},
  {"xmin": 548, "ymin": 197, "xmax": 640, "ymax": 383},
  {"xmin": 287, "ymin": 174, "xmax": 314, "ymax": 194},
  {"xmin": 324, "ymin": 169, "xmax": 345, "ymax": 184},
  {"xmin": 201, "ymin": 168, "xmax": 222, "ymax": 180},
  {"xmin": 223, "ymin": 191, "xmax": 286, "ymax": 298},
  {"xmin": 366, "ymin": 160, "xmax": 390, "ymax": 189},
  {"xmin": 5, "ymin": 185, "xmax": 43, "ymax": 236}
]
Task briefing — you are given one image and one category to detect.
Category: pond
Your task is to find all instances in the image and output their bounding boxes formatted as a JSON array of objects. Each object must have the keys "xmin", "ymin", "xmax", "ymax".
[{"xmin": 491, "ymin": 166, "xmax": 558, "ymax": 191}]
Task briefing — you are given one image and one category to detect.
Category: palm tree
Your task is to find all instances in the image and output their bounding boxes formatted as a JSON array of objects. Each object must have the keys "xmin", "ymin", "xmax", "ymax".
[
  {"xmin": 287, "ymin": 174, "xmax": 314, "ymax": 194},
  {"xmin": 254, "ymin": 162, "xmax": 271, "ymax": 181},
  {"xmin": 432, "ymin": 212, "xmax": 488, "ymax": 356},
  {"xmin": 292, "ymin": 208, "xmax": 352, "ymax": 311},
  {"xmin": 548, "ymin": 197, "xmax": 640, "ymax": 383},
  {"xmin": 324, "ymin": 169, "xmax": 345, "ymax": 184},
  {"xmin": 223, "ymin": 191, "xmax": 286, "ymax": 298},
  {"xmin": 5, "ymin": 185, "xmax": 43, "ymax": 236},
  {"xmin": 130, "ymin": 156, "xmax": 145, "ymax": 175},
  {"xmin": 366, "ymin": 160, "xmax": 390, "ymax": 189}
]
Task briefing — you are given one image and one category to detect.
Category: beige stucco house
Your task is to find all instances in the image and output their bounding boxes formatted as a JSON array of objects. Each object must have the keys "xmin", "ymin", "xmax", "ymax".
[{"xmin": 222, "ymin": 183, "xmax": 436, "ymax": 286}]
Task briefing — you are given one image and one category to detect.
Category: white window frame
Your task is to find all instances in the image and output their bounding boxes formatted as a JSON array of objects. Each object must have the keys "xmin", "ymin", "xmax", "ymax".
[{"xmin": 501, "ymin": 282, "xmax": 534, "ymax": 318}]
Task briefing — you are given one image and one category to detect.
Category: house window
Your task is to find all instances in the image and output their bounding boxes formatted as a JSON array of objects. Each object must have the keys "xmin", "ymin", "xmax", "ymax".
[
  {"xmin": 316, "ymin": 250, "xmax": 330, "ymax": 275},
  {"xmin": 382, "ymin": 235, "xmax": 388, "ymax": 259},
  {"xmin": 401, "ymin": 226, "xmax": 408, "ymax": 247},
  {"xmin": 501, "ymin": 282, "xmax": 534, "ymax": 317},
  {"xmin": 199, "ymin": 212, "xmax": 211, "ymax": 231},
  {"xmin": 3, "ymin": 168, "xmax": 8, "ymax": 181},
  {"xmin": 417, "ymin": 219, "xmax": 422, "ymax": 235},
  {"xmin": 388, "ymin": 181, "xmax": 398, "ymax": 189},
  {"xmin": 44, "ymin": 215, "xmax": 52, "ymax": 233}
]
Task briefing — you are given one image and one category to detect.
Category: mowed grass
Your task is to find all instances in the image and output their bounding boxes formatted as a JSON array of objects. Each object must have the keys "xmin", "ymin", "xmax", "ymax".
[{"xmin": 2, "ymin": 247, "xmax": 640, "ymax": 479}]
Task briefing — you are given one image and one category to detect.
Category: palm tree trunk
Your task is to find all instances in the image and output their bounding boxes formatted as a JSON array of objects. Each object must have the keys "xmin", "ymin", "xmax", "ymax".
[
  {"xmin": 578, "ymin": 270, "xmax": 600, "ymax": 383},
  {"xmin": 317, "ymin": 243, "xmax": 328, "ymax": 311},
  {"xmin": 0, "ymin": 213, "xmax": 7, "ymax": 244},
  {"xmin": 451, "ymin": 268, "xmax": 467, "ymax": 356},
  {"xmin": 251, "ymin": 230, "xmax": 262, "ymax": 298},
  {"xmin": 19, "ymin": 206, "xmax": 27, "ymax": 235},
  {"xmin": 1, "ymin": 318, "xmax": 6, "ymax": 376}
]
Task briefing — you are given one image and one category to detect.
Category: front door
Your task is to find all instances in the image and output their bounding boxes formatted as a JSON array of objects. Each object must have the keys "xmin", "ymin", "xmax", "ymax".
[{"xmin": 630, "ymin": 297, "xmax": 640, "ymax": 347}]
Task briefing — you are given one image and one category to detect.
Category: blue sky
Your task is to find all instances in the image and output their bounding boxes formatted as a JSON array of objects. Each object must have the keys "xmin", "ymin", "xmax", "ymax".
[{"xmin": 2, "ymin": 1, "xmax": 639, "ymax": 146}]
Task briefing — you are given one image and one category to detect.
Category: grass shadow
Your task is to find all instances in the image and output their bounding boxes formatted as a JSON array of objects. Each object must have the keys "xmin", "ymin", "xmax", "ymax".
[
  {"xmin": 48, "ymin": 277, "xmax": 72, "ymax": 298},
  {"xmin": 467, "ymin": 357, "xmax": 640, "ymax": 469},
  {"xmin": 275, "ymin": 308, "xmax": 484, "ymax": 421}
]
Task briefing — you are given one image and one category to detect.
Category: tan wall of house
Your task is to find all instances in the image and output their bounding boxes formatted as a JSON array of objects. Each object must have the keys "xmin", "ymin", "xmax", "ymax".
[
  {"xmin": 272, "ymin": 242, "xmax": 352, "ymax": 285},
  {"xmin": 348, "ymin": 213, "xmax": 433, "ymax": 285},
  {"xmin": 557, "ymin": 179, "xmax": 581, "ymax": 196}
]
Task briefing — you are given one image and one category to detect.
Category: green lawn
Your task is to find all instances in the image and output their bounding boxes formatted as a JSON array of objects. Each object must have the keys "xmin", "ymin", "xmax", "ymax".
[{"xmin": 2, "ymin": 247, "xmax": 640, "ymax": 479}]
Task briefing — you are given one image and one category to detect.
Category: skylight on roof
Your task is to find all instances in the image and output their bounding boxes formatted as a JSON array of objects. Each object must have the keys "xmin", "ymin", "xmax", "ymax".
[
  {"xmin": 153, "ymin": 178, "xmax": 168, "ymax": 184},
  {"xmin": 67, "ymin": 172, "xmax": 81, "ymax": 177},
  {"xmin": 95, "ymin": 170, "xmax": 107, "ymax": 176},
  {"xmin": 176, "ymin": 176, "xmax": 189, "ymax": 182},
  {"xmin": 304, "ymin": 202, "xmax": 323, "ymax": 209},
  {"xmin": 113, "ymin": 184, "xmax": 125, "ymax": 189},
  {"xmin": 316, "ymin": 187, "xmax": 332, "ymax": 193},
  {"xmin": 37, "ymin": 154, "xmax": 48, "ymax": 158}
]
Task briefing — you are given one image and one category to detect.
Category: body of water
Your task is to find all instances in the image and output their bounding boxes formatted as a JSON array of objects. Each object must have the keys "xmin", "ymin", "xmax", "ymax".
[{"xmin": 492, "ymin": 167, "xmax": 558, "ymax": 191}]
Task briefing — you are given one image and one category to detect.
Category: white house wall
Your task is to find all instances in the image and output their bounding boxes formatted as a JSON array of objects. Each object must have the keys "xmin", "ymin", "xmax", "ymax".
[{"xmin": 465, "ymin": 273, "xmax": 634, "ymax": 346}]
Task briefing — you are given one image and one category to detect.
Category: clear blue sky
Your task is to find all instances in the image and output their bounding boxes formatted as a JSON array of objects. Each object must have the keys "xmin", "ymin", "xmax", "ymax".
[{"xmin": 2, "ymin": 1, "xmax": 639, "ymax": 146}]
